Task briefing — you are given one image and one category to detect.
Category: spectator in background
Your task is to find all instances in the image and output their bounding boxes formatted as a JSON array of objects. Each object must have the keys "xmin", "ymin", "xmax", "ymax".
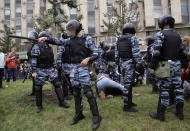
[
  {"xmin": 6, "ymin": 52, "xmax": 18, "ymax": 83},
  {"xmin": 183, "ymin": 36, "xmax": 190, "ymax": 48},
  {"xmin": 20, "ymin": 63, "xmax": 24, "ymax": 79},
  {"xmin": 181, "ymin": 62, "xmax": 190, "ymax": 98},
  {"xmin": 182, "ymin": 36, "xmax": 190, "ymax": 98},
  {"xmin": 22, "ymin": 61, "xmax": 29, "ymax": 80},
  {"xmin": 4, "ymin": 55, "xmax": 8, "ymax": 81},
  {"xmin": 0, "ymin": 46, "xmax": 5, "ymax": 88},
  {"xmin": 183, "ymin": 36, "xmax": 190, "ymax": 60}
]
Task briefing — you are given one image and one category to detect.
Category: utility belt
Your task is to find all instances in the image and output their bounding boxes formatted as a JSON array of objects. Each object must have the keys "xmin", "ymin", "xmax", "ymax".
[
  {"xmin": 120, "ymin": 57, "xmax": 132, "ymax": 61},
  {"xmin": 37, "ymin": 64, "xmax": 54, "ymax": 69}
]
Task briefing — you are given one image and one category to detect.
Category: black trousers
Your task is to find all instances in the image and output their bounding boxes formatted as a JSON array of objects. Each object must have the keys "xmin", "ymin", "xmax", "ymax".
[{"xmin": 0, "ymin": 68, "xmax": 4, "ymax": 88}]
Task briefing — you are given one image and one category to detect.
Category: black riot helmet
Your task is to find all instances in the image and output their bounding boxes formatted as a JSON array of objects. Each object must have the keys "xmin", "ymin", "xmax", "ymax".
[
  {"xmin": 39, "ymin": 31, "xmax": 52, "ymax": 38},
  {"xmin": 28, "ymin": 31, "xmax": 38, "ymax": 39},
  {"xmin": 145, "ymin": 36, "xmax": 155, "ymax": 46},
  {"xmin": 158, "ymin": 15, "xmax": 175, "ymax": 29},
  {"xmin": 66, "ymin": 20, "xmax": 82, "ymax": 37},
  {"xmin": 122, "ymin": 23, "xmax": 136, "ymax": 35},
  {"xmin": 99, "ymin": 40, "xmax": 107, "ymax": 49},
  {"xmin": 62, "ymin": 32, "xmax": 69, "ymax": 39}
]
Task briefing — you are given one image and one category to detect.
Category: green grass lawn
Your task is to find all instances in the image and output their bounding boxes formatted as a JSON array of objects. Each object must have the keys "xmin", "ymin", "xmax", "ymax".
[{"xmin": 0, "ymin": 80, "xmax": 190, "ymax": 131}]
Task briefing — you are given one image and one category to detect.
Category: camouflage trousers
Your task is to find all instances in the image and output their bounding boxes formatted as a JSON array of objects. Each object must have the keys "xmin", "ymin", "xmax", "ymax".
[
  {"xmin": 119, "ymin": 59, "xmax": 135, "ymax": 105},
  {"xmin": 158, "ymin": 60, "xmax": 184, "ymax": 107},
  {"xmin": 35, "ymin": 67, "xmax": 58, "ymax": 86},
  {"xmin": 69, "ymin": 64, "xmax": 92, "ymax": 88}
]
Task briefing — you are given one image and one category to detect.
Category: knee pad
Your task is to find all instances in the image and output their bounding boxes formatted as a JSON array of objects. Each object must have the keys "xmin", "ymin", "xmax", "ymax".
[
  {"xmin": 175, "ymin": 91, "xmax": 184, "ymax": 96},
  {"xmin": 52, "ymin": 78, "xmax": 62, "ymax": 88},
  {"xmin": 85, "ymin": 90, "xmax": 94, "ymax": 99},
  {"xmin": 73, "ymin": 88, "xmax": 81, "ymax": 97},
  {"xmin": 35, "ymin": 85, "xmax": 42, "ymax": 92}
]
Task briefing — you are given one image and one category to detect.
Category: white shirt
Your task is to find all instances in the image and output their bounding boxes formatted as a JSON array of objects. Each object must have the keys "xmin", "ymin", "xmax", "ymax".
[{"xmin": 0, "ymin": 52, "xmax": 5, "ymax": 68}]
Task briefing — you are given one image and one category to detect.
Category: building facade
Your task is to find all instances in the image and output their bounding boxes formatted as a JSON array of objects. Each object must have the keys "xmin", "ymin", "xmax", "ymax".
[{"xmin": 0, "ymin": 0, "xmax": 190, "ymax": 58}]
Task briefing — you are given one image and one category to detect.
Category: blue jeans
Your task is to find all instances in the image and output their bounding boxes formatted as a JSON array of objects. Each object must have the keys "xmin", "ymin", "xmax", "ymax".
[
  {"xmin": 96, "ymin": 77, "xmax": 127, "ymax": 95},
  {"xmin": 4, "ymin": 69, "xmax": 8, "ymax": 81},
  {"xmin": 7, "ymin": 68, "xmax": 17, "ymax": 82},
  {"xmin": 146, "ymin": 68, "xmax": 150, "ymax": 86}
]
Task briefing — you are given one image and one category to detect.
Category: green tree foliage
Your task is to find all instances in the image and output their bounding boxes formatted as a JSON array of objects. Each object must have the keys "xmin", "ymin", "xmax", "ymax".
[
  {"xmin": 0, "ymin": 24, "xmax": 18, "ymax": 53},
  {"xmin": 103, "ymin": 0, "xmax": 138, "ymax": 36},
  {"xmin": 34, "ymin": 0, "xmax": 82, "ymax": 33}
]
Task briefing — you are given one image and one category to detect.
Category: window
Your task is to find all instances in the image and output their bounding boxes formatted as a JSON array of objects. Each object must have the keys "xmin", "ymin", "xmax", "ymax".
[
  {"xmin": 40, "ymin": 0, "xmax": 46, "ymax": 15},
  {"xmin": 16, "ymin": 31, "xmax": 22, "ymax": 36},
  {"xmin": 27, "ymin": 3, "xmax": 33, "ymax": 10},
  {"xmin": 88, "ymin": 15, "xmax": 95, "ymax": 34},
  {"xmin": 27, "ymin": 17, "xmax": 33, "ymax": 23},
  {"xmin": 107, "ymin": 0, "xmax": 114, "ymax": 14},
  {"xmin": 88, "ymin": 1, "xmax": 94, "ymax": 12},
  {"xmin": 88, "ymin": 0, "xmax": 95, "ymax": 34},
  {"xmin": 181, "ymin": 0, "xmax": 189, "ymax": 23},
  {"xmin": 16, "ymin": 0, "xmax": 21, "ymax": 6},
  {"xmin": 5, "ymin": 20, "xmax": 10, "ymax": 27},
  {"xmin": 5, "ymin": 9, "xmax": 10, "ymax": 15},
  {"xmin": 16, "ymin": 18, "xmax": 21, "ymax": 30},
  {"xmin": 107, "ymin": 0, "xmax": 114, "ymax": 5},
  {"xmin": 168, "ymin": 0, "xmax": 171, "ymax": 15},
  {"xmin": 16, "ymin": 7, "xmax": 21, "ymax": 13},
  {"xmin": 129, "ymin": 0, "xmax": 137, "ymax": 22},
  {"xmin": 16, "ymin": 19, "xmax": 21, "ymax": 26},
  {"xmin": 5, "ymin": 0, "xmax": 10, "ymax": 7},
  {"xmin": 153, "ymin": 0, "xmax": 162, "ymax": 18},
  {"xmin": 27, "ymin": 0, "xmax": 33, "ymax": 15},
  {"xmin": 27, "ymin": 27, "xmax": 33, "ymax": 35}
]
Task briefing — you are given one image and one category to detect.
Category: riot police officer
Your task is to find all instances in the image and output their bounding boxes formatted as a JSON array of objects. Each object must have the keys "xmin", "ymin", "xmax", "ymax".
[
  {"xmin": 31, "ymin": 31, "xmax": 70, "ymax": 113},
  {"xmin": 27, "ymin": 31, "xmax": 38, "ymax": 96},
  {"xmin": 115, "ymin": 23, "xmax": 142, "ymax": 112},
  {"xmin": 144, "ymin": 36, "xmax": 159, "ymax": 94},
  {"xmin": 57, "ymin": 33, "xmax": 73, "ymax": 100},
  {"xmin": 149, "ymin": 15, "xmax": 188, "ymax": 121},
  {"xmin": 38, "ymin": 20, "xmax": 102, "ymax": 130},
  {"xmin": 96, "ymin": 40, "xmax": 108, "ymax": 74}
]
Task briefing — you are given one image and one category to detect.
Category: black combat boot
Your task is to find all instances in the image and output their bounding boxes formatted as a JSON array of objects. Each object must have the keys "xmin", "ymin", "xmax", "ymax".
[
  {"xmin": 28, "ymin": 79, "xmax": 35, "ymax": 96},
  {"xmin": 176, "ymin": 102, "xmax": 184, "ymax": 120},
  {"xmin": 55, "ymin": 88, "xmax": 70, "ymax": 108},
  {"xmin": 128, "ymin": 86, "xmax": 137, "ymax": 107},
  {"xmin": 123, "ymin": 105, "xmax": 138, "ymax": 112},
  {"xmin": 152, "ymin": 84, "xmax": 159, "ymax": 94},
  {"xmin": 70, "ymin": 88, "xmax": 85, "ymax": 125},
  {"xmin": 149, "ymin": 97, "xmax": 166, "ymax": 121},
  {"xmin": 35, "ymin": 86, "xmax": 43, "ymax": 113},
  {"xmin": 62, "ymin": 83, "xmax": 72, "ymax": 100},
  {"xmin": 84, "ymin": 87, "xmax": 101, "ymax": 130}
]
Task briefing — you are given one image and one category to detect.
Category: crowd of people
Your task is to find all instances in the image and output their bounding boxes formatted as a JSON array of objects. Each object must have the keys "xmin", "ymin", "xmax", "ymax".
[
  {"xmin": 0, "ymin": 14, "xmax": 190, "ymax": 130},
  {"xmin": 0, "ymin": 50, "xmax": 31, "ymax": 86}
]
